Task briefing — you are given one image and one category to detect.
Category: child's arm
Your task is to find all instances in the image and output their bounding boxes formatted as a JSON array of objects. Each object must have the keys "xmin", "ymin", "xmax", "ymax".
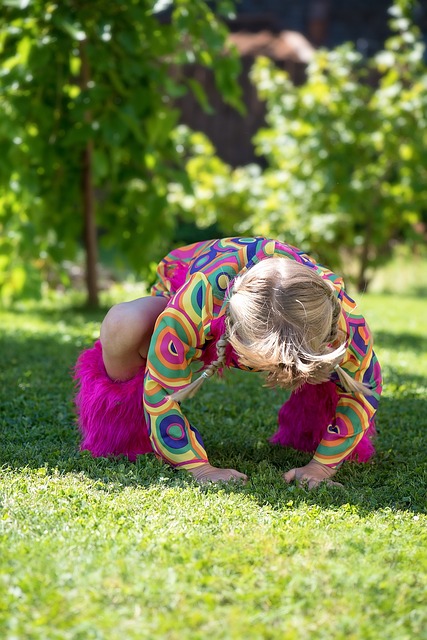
[
  {"xmin": 144, "ymin": 271, "xmax": 246, "ymax": 482},
  {"xmin": 312, "ymin": 314, "xmax": 382, "ymax": 468},
  {"xmin": 285, "ymin": 313, "xmax": 382, "ymax": 487},
  {"xmin": 144, "ymin": 272, "xmax": 211, "ymax": 469}
]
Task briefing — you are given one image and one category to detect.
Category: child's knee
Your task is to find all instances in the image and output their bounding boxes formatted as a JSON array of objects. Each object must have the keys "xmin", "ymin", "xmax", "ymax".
[
  {"xmin": 100, "ymin": 303, "xmax": 134, "ymax": 353},
  {"xmin": 100, "ymin": 297, "xmax": 167, "ymax": 358}
]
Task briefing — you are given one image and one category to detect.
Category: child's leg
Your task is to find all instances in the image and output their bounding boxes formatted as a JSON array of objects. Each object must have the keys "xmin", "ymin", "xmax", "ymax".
[
  {"xmin": 74, "ymin": 295, "xmax": 168, "ymax": 460},
  {"xmin": 100, "ymin": 296, "xmax": 168, "ymax": 381}
]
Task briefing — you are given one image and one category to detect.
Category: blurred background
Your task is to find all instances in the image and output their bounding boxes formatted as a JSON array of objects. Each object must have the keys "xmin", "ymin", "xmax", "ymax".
[{"xmin": 0, "ymin": 0, "xmax": 426, "ymax": 308}]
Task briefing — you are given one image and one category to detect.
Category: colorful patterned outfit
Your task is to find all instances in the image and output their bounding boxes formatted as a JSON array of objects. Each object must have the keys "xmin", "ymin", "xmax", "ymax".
[
  {"xmin": 144, "ymin": 237, "xmax": 382, "ymax": 469},
  {"xmin": 74, "ymin": 237, "xmax": 382, "ymax": 469}
]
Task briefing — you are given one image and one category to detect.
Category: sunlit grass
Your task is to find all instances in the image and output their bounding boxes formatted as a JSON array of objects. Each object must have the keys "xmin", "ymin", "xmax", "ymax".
[{"xmin": 1, "ymin": 285, "xmax": 426, "ymax": 639}]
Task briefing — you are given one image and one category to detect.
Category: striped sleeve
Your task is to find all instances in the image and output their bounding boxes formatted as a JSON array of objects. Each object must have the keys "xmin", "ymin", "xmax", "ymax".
[
  {"xmin": 313, "ymin": 312, "xmax": 382, "ymax": 468},
  {"xmin": 143, "ymin": 272, "xmax": 213, "ymax": 469}
]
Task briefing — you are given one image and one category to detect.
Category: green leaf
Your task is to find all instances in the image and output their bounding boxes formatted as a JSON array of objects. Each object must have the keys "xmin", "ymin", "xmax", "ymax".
[
  {"xmin": 186, "ymin": 78, "xmax": 214, "ymax": 115},
  {"xmin": 56, "ymin": 20, "xmax": 86, "ymax": 42},
  {"xmin": 93, "ymin": 149, "xmax": 109, "ymax": 181},
  {"xmin": 3, "ymin": 0, "xmax": 30, "ymax": 7}
]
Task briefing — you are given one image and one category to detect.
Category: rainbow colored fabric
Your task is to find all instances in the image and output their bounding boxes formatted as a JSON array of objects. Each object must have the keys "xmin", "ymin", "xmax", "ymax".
[{"xmin": 144, "ymin": 237, "xmax": 382, "ymax": 469}]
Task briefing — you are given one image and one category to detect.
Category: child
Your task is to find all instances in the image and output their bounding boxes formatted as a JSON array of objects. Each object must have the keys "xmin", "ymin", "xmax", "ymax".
[{"xmin": 74, "ymin": 237, "xmax": 382, "ymax": 487}]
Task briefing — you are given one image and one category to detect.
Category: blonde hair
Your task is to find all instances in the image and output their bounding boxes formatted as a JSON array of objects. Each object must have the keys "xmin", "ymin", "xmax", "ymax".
[
  {"xmin": 170, "ymin": 257, "xmax": 372, "ymax": 402},
  {"xmin": 170, "ymin": 334, "xmax": 228, "ymax": 402},
  {"xmin": 227, "ymin": 258, "xmax": 372, "ymax": 394}
]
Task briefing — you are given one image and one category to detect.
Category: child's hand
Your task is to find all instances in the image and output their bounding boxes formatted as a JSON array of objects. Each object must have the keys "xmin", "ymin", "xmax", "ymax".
[
  {"xmin": 188, "ymin": 463, "xmax": 248, "ymax": 484},
  {"xmin": 283, "ymin": 459, "xmax": 342, "ymax": 489}
]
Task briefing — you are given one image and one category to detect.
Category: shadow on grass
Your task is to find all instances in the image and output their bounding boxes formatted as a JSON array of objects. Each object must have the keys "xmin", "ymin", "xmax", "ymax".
[
  {"xmin": 5, "ymin": 301, "xmax": 108, "ymax": 324},
  {"xmin": 375, "ymin": 330, "xmax": 427, "ymax": 354},
  {"xmin": 1, "ymin": 331, "xmax": 426, "ymax": 516},
  {"xmin": 377, "ymin": 286, "xmax": 427, "ymax": 299}
]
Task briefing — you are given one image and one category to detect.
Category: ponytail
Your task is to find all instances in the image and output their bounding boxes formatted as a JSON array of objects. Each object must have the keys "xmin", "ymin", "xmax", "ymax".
[
  {"xmin": 334, "ymin": 364, "xmax": 375, "ymax": 396},
  {"xmin": 169, "ymin": 334, "xmax": 228, "ymax": 402}
]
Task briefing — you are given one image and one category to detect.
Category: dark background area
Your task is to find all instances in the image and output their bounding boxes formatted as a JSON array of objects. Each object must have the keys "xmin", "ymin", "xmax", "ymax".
[
  {"xmin": 227, "ymin": 0, "xmax": 427, "ymax": 51},
  {"xmin": 172, "ymin": 0, "xmax": 427, "ymax": 167}
]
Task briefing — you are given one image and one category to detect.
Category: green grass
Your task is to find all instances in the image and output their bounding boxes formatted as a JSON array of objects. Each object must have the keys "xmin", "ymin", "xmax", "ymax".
[{"xmin": 1, "ymin": 292, "xmax": 427, "ymax": 640}]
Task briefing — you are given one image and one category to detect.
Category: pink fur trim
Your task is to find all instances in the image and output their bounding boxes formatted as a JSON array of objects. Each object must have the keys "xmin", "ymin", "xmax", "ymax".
[
  {"xmin": 162, "ymin": 259, "xmax": 235, "ymax": 370},
  {"xmin": 167, "ymin": 261, "xmax": 190, "ymax": 293},
  {"xmin": 167, "ymin": 262, "xmax": 235, "ymax": 370},
  {"xmin": 270, "ymin": 381, "xmax": 376, "ymax": 463},
  {"xmin": 73, "ymin": 341, "xmax": 152, "ymax": 461},
  {"xmin": 201, "ymin": 314, "xmax": 235, "ymax": 369}
]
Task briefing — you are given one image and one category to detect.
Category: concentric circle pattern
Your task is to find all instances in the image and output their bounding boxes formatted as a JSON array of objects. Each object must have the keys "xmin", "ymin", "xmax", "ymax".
[{"xmin": 143, "ymin": 237, "xmax": 381, "ymax": 470}]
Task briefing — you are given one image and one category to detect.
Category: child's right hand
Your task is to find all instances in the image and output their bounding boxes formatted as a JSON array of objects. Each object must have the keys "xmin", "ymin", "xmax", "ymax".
[{"xmin": 188, "ymin": 463, "xmax": 248, "ymax": 484}]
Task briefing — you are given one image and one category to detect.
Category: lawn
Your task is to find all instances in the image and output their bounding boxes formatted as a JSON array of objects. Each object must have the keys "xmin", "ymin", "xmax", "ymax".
[{"xmin": 1, "ymin": 289, "xmax": 426, "ymax": 639}]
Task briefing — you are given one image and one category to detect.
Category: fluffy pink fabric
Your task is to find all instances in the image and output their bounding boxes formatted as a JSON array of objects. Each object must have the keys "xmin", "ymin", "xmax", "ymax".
[
  {"xmin": 74, "ymin": 340, "xmax": 152, "ymax": 461},
  {"xmin": 201, "ymin": 315, "xmax": 235, "ymax": 369},
  {"xmin": 270, "ymin": 381, "xmax": 376, "ymax": 462},
  {"xmin": 167, "ymin": 261, "xmax": 190, "ymax": 292}
]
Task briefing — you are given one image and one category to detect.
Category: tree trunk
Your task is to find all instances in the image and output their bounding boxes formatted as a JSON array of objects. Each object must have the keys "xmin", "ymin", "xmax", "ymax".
[
  {"xmin": 357, "ymin": 226, "xmax": 372, "ymax": 293},
  {"xmin": 82, "ymin": 139, "xmax": 98, "ymax": 308},
  {"xmin": 80, "ymin": 39, "xmax": 99, "ymax": 308}
]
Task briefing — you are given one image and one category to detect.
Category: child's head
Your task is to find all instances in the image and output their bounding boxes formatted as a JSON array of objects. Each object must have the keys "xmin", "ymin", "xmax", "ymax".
[
  {"xmin": 226, "ymin": 258, "xmax": 344, "ymax": 390},
  {"xmin": 170, "ymin": 257, "xmax": 371, "ymax": 402}
]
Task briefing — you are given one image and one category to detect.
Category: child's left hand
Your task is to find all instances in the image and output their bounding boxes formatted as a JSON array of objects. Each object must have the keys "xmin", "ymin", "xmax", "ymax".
[{"xmin": 283, "ymin": 459, "xmax": 343, "ymax": 489}]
